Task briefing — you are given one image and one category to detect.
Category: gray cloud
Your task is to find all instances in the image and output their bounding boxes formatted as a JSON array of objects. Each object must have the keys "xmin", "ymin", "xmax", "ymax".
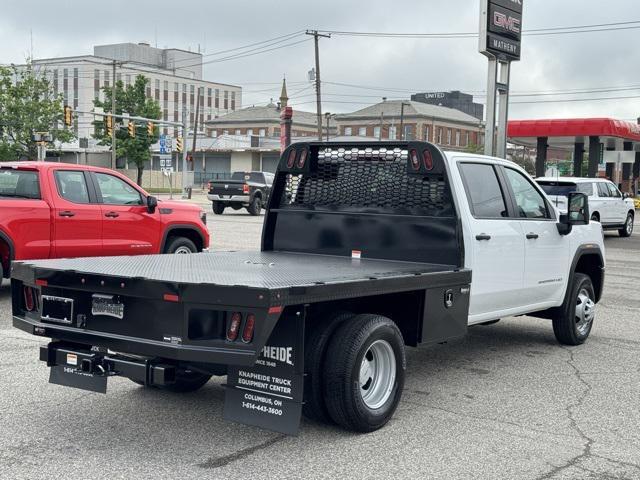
[{"xmin": 1, "ymin": 0, "xmax": 638, "ymax": 120}]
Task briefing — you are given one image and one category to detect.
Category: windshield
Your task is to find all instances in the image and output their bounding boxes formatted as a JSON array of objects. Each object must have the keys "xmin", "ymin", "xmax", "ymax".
[
  {"xmin": 538, "ymin": 182, "xmax": 592, "ymax": 197},
  {"xmin": 0, "ymin": 169, "xmax": 40, "ymax": 199}
]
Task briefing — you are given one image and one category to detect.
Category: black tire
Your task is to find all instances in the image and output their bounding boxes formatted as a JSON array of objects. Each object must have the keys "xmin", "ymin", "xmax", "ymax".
[
  {"xmin": 212, "ymin": 202, "xmax": 225, "ymax": 215},
  {"xmin": 131, "ymin": 369, "xmax": 212, "ymax": 393},
  {"xmin": 247, "ymin": 196, "xmax": 262, "ymax": 216},
  {"xmin": 552, "ymin": 273, "xmax": 596, "ymax": 346},
  {"xmin": 618, "ymin": 212, "xmax": 634, "ymax": 237},
  {"xmin": 323, "ymin": 314, "xmax": 406, "ymax": 432},
  {"xmin": 165, "ymin": 236, "xmax": 198, "ymax": 254},
  {"xmin": 303, "ymin": 311, "xmax": 354, "ymax": 423}
]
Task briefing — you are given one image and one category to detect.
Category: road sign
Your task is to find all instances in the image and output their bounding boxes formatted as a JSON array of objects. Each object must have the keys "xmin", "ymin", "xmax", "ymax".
[
  {"xmin": 159, "ymin": 134, "xmax": 168, "ymax": 154},
  {"xmin": 479, "ymin": 0, "xmax": 523, "ymax": 61},
  {"xmin": 159, "ymin": 154, "xmax": 171, "ymax": 169}
]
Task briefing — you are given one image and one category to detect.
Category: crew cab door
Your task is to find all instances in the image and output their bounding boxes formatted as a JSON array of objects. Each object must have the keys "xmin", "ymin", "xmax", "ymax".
[
  {"xmin": 50, "ymin": 169, "xmax": 103, "ymax": 257},
  {"xmin": 458, "ymin": 162, "xmax": 526, "ymax": 318},
  {"xmin": 501, "ymin": 167, "xmax": 569, "ymax": 306},
  {"xmin": 605, "ymin": 181, "xmax": 628, "ymax": 223},
  {"xmin": 90, "ymin": 172, "xmax": 161, "ymax": 255}
]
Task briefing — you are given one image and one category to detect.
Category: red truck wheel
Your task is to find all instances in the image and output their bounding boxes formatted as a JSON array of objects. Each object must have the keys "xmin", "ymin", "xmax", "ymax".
[{"xmin": 165, "ymin": 237, "xmax": 198, "ymax": 254}]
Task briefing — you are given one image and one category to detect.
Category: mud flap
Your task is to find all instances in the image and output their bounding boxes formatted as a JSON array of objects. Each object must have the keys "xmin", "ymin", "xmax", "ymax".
[
  {"xmin": 224, "ymin": 310, "xmax": 304, "ymax": 435},
  {"xmin": 49, "ymin": 366, "xmax": 107, "ymax": 394}
]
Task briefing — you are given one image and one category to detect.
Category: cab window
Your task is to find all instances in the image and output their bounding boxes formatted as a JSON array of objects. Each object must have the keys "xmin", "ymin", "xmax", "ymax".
[
  {"xmin": 596, "ymin": 182, "xmax": 610, "ymax": 197},
  {"xmin": 504, "ymin": 168, "xmax": 550, "ymax": 219},
  {"xmin": 459, "ymin": 163, "xmax": 508, "ymax": 218},
  {"xmin": 94, "ymin": 173, "xmax": 143, "ymax": 205},
  {"xmin": 607, "ymin": 182, "xmax": 622, "ymax": 198},
  {"xmin": 54, "ymin": 170, "xmax": 90, "ymax": 204}
]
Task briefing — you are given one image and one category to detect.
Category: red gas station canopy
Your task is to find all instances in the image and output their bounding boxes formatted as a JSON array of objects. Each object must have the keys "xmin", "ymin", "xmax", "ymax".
[{"xmin": 508, "ymin": 118, "xmax": 640, "ymax": 149}]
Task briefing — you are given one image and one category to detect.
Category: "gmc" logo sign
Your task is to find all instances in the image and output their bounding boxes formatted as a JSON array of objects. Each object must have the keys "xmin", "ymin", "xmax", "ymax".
[{"xmin": 493, "ymin": 11, "xmax": 521, "ymax": 34}]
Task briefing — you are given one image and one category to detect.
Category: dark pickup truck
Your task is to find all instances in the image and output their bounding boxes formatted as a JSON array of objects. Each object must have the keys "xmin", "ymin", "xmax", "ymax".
[
  {"xmin": 11, "ymin": 141, "xmax": 603, "ymax": 434},
  {"xmin": 207, "ymin": 171, "xmax": 274, "ymax": 216}
]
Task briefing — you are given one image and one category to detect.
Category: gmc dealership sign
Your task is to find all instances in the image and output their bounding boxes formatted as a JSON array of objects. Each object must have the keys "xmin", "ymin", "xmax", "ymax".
[{"xmin": 479, "ymin": 0, "xmax": 523, "ymax": 61}]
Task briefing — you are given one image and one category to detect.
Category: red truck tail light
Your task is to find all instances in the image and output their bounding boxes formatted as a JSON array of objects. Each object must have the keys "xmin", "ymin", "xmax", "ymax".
[
  {"xmin": 410, "ymin": 149, "xmax": 420, "ymax": 170},
  {"xmin": 422, "ymin": 149, "xmax": 434, "ymax": 171},
  {"xmin": 24, "ymin": 286, "xmax": 36, "ymax": 312},
  {"xmin": 242, "ymin": 184, "xmax": 250, "ymax": 194},
  {"xmin": 227, "ymin": 312, "xmax": 242, "ymax": 341},
  {"xmin": 296, "ymin": 149, "xmax": 308, "ymax": 168},
  {"xmin": 241, "ymin": 314, "xmax": 256, "ymax": 343},
  {"xmin": 286, "ymin": 149, "xmax": 297, "ymax": 168}
]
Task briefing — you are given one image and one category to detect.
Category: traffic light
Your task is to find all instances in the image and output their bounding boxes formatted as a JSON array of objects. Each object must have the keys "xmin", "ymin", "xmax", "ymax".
[
  {"xmin": 128, "ymin": 121, "xmax": 136, "ymax": 138},
  {"xmin": 63, "ymin": 106, "xmax": 73, "ymax": 127},
  {"xmin": 176, "ymin": 136, "xmax": 183, "ymax": 153},
  {"xmin": 147, "ymin": 122, "xmax": 154, "ymax": 136},
  {"xmin": 105, "ymin": 115, "xmax": 113, "ymax": 136}
]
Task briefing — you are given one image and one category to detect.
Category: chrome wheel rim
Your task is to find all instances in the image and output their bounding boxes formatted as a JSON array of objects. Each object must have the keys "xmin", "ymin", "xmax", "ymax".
[
  {"xmin": 626, "ymin": 216, "xmax": 633, "ymax": 235},
  {"xmin": 575, "ymin": 288, "xmax": 595, "ymax": 336},
  {"xmin": 174, "ymin": 246, "xmax": 193, "ymax": 254},
  {"xmin": 359, "ymin": 340, "xmax": 396, "ymax": 409}
]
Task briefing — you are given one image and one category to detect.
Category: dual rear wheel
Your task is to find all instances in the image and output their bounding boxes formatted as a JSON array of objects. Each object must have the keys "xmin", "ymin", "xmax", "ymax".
[{"xmin": 304, "ymin": 313, "xmax": 406, "ymax": 432}]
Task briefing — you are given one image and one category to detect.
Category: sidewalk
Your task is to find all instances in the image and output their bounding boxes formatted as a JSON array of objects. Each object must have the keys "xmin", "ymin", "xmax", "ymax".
[{"xmin": 156, "ymin": 190, "xmax": 210, "ymax": 207}]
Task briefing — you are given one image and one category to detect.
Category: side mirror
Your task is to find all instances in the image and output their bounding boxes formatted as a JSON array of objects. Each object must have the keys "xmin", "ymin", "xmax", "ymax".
[
  {"xmin": 623, "ymin": 192, "xmax": 630, "ymax": 199},
  {"xmin": 557, "ymin": 192, "xmax": 589, "ymax": 235},
  {"xmin": 146, "ymin": 195, "xmax": 158, "ymax": 214}
]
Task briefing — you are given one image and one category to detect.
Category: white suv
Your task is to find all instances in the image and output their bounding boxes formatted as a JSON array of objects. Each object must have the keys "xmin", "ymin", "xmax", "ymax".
[{"xmin": 536, "ymin": 177, "xmax": 635, "ymax": 237}]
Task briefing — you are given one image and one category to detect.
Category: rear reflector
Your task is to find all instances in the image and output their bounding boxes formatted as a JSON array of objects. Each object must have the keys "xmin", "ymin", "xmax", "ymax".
[
  {"xmin": 24, "ymin": 286, "xmax": 35, "ymax": 312},
  {"xmin": 268, "ymin": 306, "xmax": 283, "ymax": 315},
  {"xmin": 227, "ymin": 312, "xmax": 242, "ymax": 341},
  {"xmin": 35, "ymin": 279, "xmax": 47, "ymax": 286},
  {"xmin": 163, "ymin": 293, "xmax": 180, "ymax": 302},
  {"xmin": 242, "ymin": 314, "xmax": 256, "ymax": 343}
]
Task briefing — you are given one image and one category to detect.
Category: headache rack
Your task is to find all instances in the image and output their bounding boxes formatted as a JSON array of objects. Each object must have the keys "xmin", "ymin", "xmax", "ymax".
[{"xmin": 262, "ymin": 141, "xmax": 463, "ymax": 267}]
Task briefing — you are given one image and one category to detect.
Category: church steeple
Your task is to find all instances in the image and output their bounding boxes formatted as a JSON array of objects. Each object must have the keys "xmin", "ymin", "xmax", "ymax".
[{"xmin": 279, "ymin": 77, "xmax": 289, "ymax": 108}]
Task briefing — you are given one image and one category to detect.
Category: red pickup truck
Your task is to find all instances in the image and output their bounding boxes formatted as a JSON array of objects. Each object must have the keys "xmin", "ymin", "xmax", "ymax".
[{"xmin": 0, "ymin": 162, "xmax": 209, "ymax": 278}]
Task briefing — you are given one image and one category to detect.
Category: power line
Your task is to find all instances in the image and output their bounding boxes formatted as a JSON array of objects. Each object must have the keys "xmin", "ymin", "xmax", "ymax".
[{"xmin": 319, "ymin": 19, "xmax": 640, "ymax": 39}]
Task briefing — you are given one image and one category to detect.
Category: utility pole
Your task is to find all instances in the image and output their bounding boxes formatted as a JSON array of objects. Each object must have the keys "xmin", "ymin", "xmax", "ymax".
[
  {"xmin": 181, "ymin": 110, "xmax": 189, "ymax": 197},
  {"xmin": 188, "ymin": 86, "xmax": 202, "ymax": 199},
  {"xmin": 379, "ymin": 111, "xmax": 384, "ymax": 140},
  {"xmin": 111, "ymin": 60, "xmax": 117, "ymax": 169},
  {"xmin": 306, "ymin": 30, "xmax": 331, "ymax": 141},
  {"xmin": 324, "ymin": 112, "xmax": 332, "ymax": 141},
  {"xmin": 399, "ymin": 102, "xmax": 410, "ymax": 141}
]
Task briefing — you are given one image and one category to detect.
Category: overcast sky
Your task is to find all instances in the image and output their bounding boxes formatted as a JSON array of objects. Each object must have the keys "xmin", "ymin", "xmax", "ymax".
[{"xmin": 1, "ymin": 0, "xmax": 638, "ymax": 121}]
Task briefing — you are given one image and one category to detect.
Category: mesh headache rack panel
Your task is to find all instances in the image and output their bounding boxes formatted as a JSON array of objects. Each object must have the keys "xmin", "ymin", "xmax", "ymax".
[{"xmin": 278, "ymin": 146, "xmax": 453, "ymax": 216}]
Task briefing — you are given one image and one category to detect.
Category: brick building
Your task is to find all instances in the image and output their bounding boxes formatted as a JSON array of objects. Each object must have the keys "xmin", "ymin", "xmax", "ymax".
[{"xmin": 334, "ymin": 100, "xmax": 484, "ymax": 150}]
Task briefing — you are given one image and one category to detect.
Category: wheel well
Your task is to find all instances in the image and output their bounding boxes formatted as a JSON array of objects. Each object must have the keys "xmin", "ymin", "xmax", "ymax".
[
  {"xmin": 253, "ymin": 190, "xmax": 263, "ymax": 199},
  {"xmin": 591, "ymin": 211, "xmax": 600, "ymax": 221},
  {"xmin": 575, "ymin": 253, "xmax": 604, "ymax": 302},
  {"xmin": 164, "ymin": 228, "xmax": 204, "ymax": 252},
  {"xmin": 0, "ymin": 237, "xmax": 11, "ymax": 277},
  {"xmin": 307, "ymin": 290, "xmax": 424, "ymax": 347}
]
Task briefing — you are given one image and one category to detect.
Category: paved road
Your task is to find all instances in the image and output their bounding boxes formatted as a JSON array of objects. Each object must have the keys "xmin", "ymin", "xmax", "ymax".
[{"xmin": 1, "ymin": 214, "xmax": 639, "ymax": 479}]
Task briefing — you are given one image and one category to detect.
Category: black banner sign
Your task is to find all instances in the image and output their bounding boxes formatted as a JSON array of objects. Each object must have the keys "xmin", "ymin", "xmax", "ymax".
[
  {"xmin": 224, "ymin": 312, "xmax": 304, "ymax": 435},
  {"xmin": 488, "ymin": 4, "xmax": 522, "ymax": 41},
  {"xmin": 491, "ymin": 0, "xmax": 523, "ymax": 14},
  {"xmin": 486, "ymin": 33, "xmax": 521, "ymax": 59}
]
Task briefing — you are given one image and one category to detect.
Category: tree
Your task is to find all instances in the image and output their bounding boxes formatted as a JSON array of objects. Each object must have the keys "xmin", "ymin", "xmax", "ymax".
[
  {"xmin": 464, "ymin": 143, "xmax": 484, "ymax": 154},
  {"xmin": 0, "ymin": 63, "xmax": 74, "ymax": 160},
  {"xmin": 94, "ymin": 75, "xmax": 160, "ymax": 185}
]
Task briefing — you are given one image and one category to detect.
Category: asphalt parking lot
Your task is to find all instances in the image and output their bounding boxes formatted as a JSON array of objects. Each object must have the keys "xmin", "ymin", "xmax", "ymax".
[{"xmin": 1, "ymin": 212, "xmax": 639, "ymax": 480}]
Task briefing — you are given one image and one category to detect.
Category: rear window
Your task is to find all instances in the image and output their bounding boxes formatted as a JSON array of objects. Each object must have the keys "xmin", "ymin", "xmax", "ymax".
[
  {"xmin": 0, "ymin": 169, "xmax": 40, "ymax": 199},
  {"xmin": 538, "ymin": 182, "xmax": 593, "ymax": 196}
]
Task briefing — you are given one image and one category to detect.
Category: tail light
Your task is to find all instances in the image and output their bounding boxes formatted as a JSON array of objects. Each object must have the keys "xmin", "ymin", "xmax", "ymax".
[
  {"xmin": 296, "ymin": 149, "xmax": 308, "ymax": 168},
  {"xmin": 410, "ymin": 149, "xmax": 420, "ymax": 170},
  {"xmin": 242, "ymin": 314, "xmax": 256, "ymax": 343},
  {"xmin": 242, "ymin": 184, "xmax": 250, "ymax": 194},
  {"xmin": 422, "ymin": 149, "xmax": 434, "ymax": 171},
  {"xmin": 227, "ymin": 312, "xmax": 242, "ymax": 341},
  {"xmin": 207, "ymin": 181, "xmax": 212, "ymax": 191},
  {"xmin": 286, "ymin": 149, "xmax": 297, "ymax": 168},
  {"xmin": 24, "ymin": 286, "xmax": 36, "ymax": 312}
]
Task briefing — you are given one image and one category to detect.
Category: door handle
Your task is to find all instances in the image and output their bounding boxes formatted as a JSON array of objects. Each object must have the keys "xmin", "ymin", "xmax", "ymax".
[
  {"xmin": 59, "ymin": 210, "xmax": 75, "ymax": 217},
  {"xmin": 526, "ymin": 233, "xmax": 539, "ymax": 240},
  {"xmin": 104, "ymin": 211, "xmax": 120, "ymax": 218},
  {"xmin": 475, "ymin": 234, "xmax": 491, "ymax": 241}
]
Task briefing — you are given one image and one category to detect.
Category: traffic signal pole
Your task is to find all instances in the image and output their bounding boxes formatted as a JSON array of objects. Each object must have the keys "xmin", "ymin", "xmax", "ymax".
[
  {"xmin": 111, "ymin": 60, "xmax": 117, "ymax": 169},
  {"xmin": 181, "ymin": 110, "xmax": 189, "ymax": 197}
]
